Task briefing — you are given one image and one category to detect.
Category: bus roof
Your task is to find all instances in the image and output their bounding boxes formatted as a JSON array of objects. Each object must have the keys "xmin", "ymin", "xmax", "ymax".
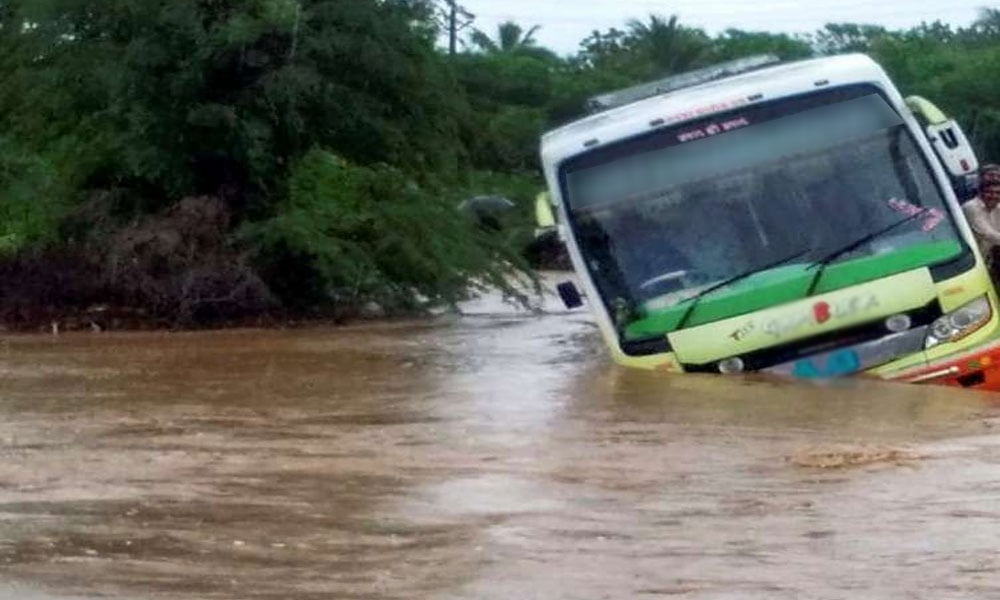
[{"xmin": 541, "ymin": 54, "xmax": 893, "ymax": 168}]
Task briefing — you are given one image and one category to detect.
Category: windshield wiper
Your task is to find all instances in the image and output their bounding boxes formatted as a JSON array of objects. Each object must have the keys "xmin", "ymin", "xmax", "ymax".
[
  {"xmin": 674, "ymin": 247, "xmax": 811, "ymax": 331},
  {"xmin": 803, "ymin": 208, "xmax": 928, "ymax": 296}
]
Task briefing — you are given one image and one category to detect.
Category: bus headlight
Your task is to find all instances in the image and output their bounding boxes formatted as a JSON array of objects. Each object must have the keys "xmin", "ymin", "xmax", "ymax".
[
  {"xmin": 925, "ymin": 296, "xmax": 992, "ymax": 349},
  {"xmin": 717, "ymin": 357, "xmax": 745, "ymax": 374}
]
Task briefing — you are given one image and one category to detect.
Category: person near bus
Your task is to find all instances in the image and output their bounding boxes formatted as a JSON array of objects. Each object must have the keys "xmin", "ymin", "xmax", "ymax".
[{"xmin": 962, "ymin": 164, "xmax": 1000, "ymax": 278}]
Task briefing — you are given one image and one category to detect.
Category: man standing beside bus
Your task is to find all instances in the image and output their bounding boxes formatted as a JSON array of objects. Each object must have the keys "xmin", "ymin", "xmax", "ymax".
[{"xmin": 963, "ymin": 164, "xmax": 1000, "ymax": 280}]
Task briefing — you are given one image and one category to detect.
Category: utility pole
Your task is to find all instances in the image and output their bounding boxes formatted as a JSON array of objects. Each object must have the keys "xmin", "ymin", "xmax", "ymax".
[
  {"xmin": 437, "ymin": 0, "xmax": 474, "ymax": 55},
  {"xmin": 447, "ymin": 0, "xmax": 457, "ymax": 56}
]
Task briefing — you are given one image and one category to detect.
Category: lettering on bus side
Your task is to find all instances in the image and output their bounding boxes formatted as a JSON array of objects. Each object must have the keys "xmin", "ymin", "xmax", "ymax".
[
  {"xmin": 677, "ymin": 116, "xmax": 751, "ymax": 143},
  {"xmin": 664, "ymin": 98, "xmax": 750, "ymax": 125},
  {"xmin": 729, "ymin": 321, "xmax": 756, "ymax": 341},
  {"xmin": 762, "ymin": 295, "xmax": 881, "ymax": 340}
]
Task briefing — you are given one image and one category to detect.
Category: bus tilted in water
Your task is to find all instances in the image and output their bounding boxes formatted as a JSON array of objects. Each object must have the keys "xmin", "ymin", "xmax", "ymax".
[{"xmin": 537, "ymin": 54, "xmax": 1000, "ymax": 389}]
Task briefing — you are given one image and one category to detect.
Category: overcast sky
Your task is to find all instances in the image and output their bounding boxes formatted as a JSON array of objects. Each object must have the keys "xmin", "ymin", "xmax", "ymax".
[{"xmin": 459, "ymin": 0, "xmax": 993, "ymax": 54}]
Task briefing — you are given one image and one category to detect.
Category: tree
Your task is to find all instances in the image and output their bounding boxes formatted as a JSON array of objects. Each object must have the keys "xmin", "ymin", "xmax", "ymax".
[
  {"xmin": 1, "ymin": 0, "xmax": 468, "ymax": 214},
  {"xmin": 455, "ymin": 20, "xmax": 562, "ymax": 170},
  {"xmin": 469, "ymin": 20, "xmax": 554, "ymax": 60},
  {"xmin": 574, "ymin": 15, "xmax": 710, "ymax": 82},
  {"xmin": 868, "ymin": 20, "xmax": 1000, "ymax": 161},
  {"xmin": 15, "ymin": 3, "xmax": 1000, "ymax": 326},
  {"xmin": 814, "ymin": 23, "xmax": 888, "ymax": 54},
  {"xmin": 625, "ymin": 14, "xmax": 711, "ymax": 76},
  {"xmin": 430, "ymin": 0, "xmax": 475, "ymax": 55},
  {"xmin": 905, "ymin": 21, "xmax": 957, "ymax": 44},
  {"xmin": 712, "ymin": 29, "xmax": 813, "ymax": 62},
  {"xmin": 0, "ymin": 0, "xmax": 532, "ymax": 321},
  {"xmin": 970, "ymin": 8, "xmax": 1000, "ymax": 39},
  {"xmin": 576, "ymin": 27, "xmax": 636, "ymax": 72}
]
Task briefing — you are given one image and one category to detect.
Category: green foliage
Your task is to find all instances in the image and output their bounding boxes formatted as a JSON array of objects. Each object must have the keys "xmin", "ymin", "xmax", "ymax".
[
  {"xmin": 868, "ymin": 11, "xmax": 1000, "ymax": 161},
  {"xmin": 454, "ymin": 52, "xmax": 554, "ymax": 108},
  {"xmin": 625, "ymin": 15, "xmax": 712, "ymax": 77},
  {"xmin": 7, "ymin": 3, "xmax": 1000, "ymax": 323},
  {"xmin": 0, "ymin": 138, "xmax": 69, "ymax": 252},
  {"xmin": 577, "ymin": 15, "xmax": 712, "ymax": 80},
  {"xmin": 813, "ymin": 23, "xmax": 889, "ymax": 54},
  {"xmin": 243, "ymin": 149, "xmax": 530, "ymax": 313},
  {"xmin": 469, "ymin": 20, "xmax": 553, "ymax": 60},
  {"xmin": 712, "ymin": 30, "xmax": 813, "ymax": 61},
  {"xmin": 2, "ymin": 0, "xmax": 467, "ymax": 213},
  {"xmin": 452, "ymin": 41, "xmax": 557, "ymax": 171}
]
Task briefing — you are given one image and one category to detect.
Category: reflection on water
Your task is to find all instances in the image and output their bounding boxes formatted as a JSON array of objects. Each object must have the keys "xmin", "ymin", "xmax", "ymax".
[{"xmin": 0, "ymin": 285, "xmax": 999, "ymax": 599}]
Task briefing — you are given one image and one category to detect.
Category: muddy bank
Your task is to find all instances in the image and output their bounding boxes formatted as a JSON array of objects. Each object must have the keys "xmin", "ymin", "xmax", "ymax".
[
  {"xmin": 0, "ymin": 291, "xmax": 554, "ymax": 335},
  {"xmin": 0, "ymin": 269, "xmax": 565, "ymax": 336},
  {"xmin": 0, "ymin": 272, "xmax": 564, "ymax": 335},
  {"xmin": 1, "ymin": 195, "xmax": 562, "ymax": 334}
]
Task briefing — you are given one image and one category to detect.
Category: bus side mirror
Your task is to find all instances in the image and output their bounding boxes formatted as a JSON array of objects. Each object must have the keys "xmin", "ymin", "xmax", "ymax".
[
  {"xmin": 556, "ymin": 281, "xmax": 583, "ymax": 309},
  {"xmin": 535, "ymin": 191, "xmax": 557, "ymax": 238},
  {"xmin": 955, "ymin": 173, "xmax": 979, "ymax": 203},
  {"xmin": 926, "ymin": 120, "xmax": 978, "ymax": 178}
]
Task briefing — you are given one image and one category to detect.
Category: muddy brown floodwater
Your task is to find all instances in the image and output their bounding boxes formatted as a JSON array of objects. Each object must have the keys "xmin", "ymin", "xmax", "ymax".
[{"xmin": 3, "ymin": 285, "xmax": 1000, "ymax": 599}]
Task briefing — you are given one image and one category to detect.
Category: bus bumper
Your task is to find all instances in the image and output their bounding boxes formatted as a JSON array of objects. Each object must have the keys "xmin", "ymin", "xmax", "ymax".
[{"xmin": 894, "ymin": 340, "xmax": 1000, "ymax": 390}]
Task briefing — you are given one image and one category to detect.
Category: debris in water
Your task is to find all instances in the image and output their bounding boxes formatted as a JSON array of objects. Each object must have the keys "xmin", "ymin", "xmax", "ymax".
[{"xmin": 789, "ymin": 444, "xmax": 924, "ymax": 469}]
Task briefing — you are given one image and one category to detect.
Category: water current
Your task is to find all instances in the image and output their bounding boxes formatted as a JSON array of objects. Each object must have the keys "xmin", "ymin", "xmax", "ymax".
[{"xmin": 1, "ymin": 279, "xmax": 999, "ymax": 599}]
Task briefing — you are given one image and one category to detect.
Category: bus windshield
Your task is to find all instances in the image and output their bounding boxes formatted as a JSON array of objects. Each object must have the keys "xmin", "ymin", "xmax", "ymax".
[{"xmin": 561, "ymin": 85, "xmax": 964, "ymax": 329}]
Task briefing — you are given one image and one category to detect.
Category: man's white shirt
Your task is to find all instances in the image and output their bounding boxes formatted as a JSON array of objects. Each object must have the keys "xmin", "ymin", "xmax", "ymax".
[{"xmin": 963, "ymin": 197, "xmax": 1000, "ymax": 259}]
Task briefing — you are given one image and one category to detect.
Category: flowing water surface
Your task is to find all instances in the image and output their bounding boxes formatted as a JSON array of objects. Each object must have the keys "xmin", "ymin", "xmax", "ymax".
[{"xmin": 1, "ymin": 284, "xmax": 1000, "ymax": 599}]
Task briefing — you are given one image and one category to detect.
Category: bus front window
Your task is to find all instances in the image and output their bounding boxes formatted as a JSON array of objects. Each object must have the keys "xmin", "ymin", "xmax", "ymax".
[{"xmin": 562, "ymin": 86, "xmax": 965, "ymax": 332}]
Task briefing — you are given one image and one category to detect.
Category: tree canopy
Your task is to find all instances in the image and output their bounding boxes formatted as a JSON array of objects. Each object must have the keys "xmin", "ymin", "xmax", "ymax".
[{"xmin": 3, "ymin": 2, "xmax": 1000, "ymax": 327}]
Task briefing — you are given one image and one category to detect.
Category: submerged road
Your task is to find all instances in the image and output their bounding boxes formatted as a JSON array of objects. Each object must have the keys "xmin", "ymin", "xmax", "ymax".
[{"xmin": 1, "ymin": 283, "xmax": 1000, "ymax": 598}]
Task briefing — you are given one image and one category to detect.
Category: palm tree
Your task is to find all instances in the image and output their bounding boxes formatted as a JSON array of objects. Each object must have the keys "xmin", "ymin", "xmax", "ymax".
[
  {"xmin": 625, "ymin": 15, "xmax": 709, "ymax": 76},
  {"xmin": 469, "ymin": 20, "xmax": 542, "ymax": 55},
  {"xmin": 971, "ymin": 8, "xmax": 1000, "ymax": 39}
]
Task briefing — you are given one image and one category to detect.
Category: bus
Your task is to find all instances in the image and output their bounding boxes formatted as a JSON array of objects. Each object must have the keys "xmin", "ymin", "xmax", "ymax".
[{"xmin": 537, "ymin": 53, "xmax": 1000, "ymax": 389}]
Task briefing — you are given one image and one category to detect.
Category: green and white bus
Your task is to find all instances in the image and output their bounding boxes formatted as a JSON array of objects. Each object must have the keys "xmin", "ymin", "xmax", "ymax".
[{"xmin": 538, "ymin": 54, "xmax": 1000, "ymax": 389}]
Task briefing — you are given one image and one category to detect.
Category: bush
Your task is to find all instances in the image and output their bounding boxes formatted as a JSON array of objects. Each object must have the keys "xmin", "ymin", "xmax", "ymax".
[
  {"xmin": 99, "ymin": 196, "xmax": 273, "ymax": 325},
  {"xmin": 0, "ymin": 137, "xmax": 70, "ymax": 253},
  {"xmin": 242, "ymin": 149, "xmax": 533, "ymax": 316},
  {"xmin": 0, "ymin": 195, "xmax": 273, "ymax": 330}
]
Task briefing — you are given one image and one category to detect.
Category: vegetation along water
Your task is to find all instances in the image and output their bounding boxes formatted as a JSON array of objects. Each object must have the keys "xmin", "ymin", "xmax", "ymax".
[{"xmin": 2, "ymin": 3, "xmax": 1000, "ymax": 331}]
